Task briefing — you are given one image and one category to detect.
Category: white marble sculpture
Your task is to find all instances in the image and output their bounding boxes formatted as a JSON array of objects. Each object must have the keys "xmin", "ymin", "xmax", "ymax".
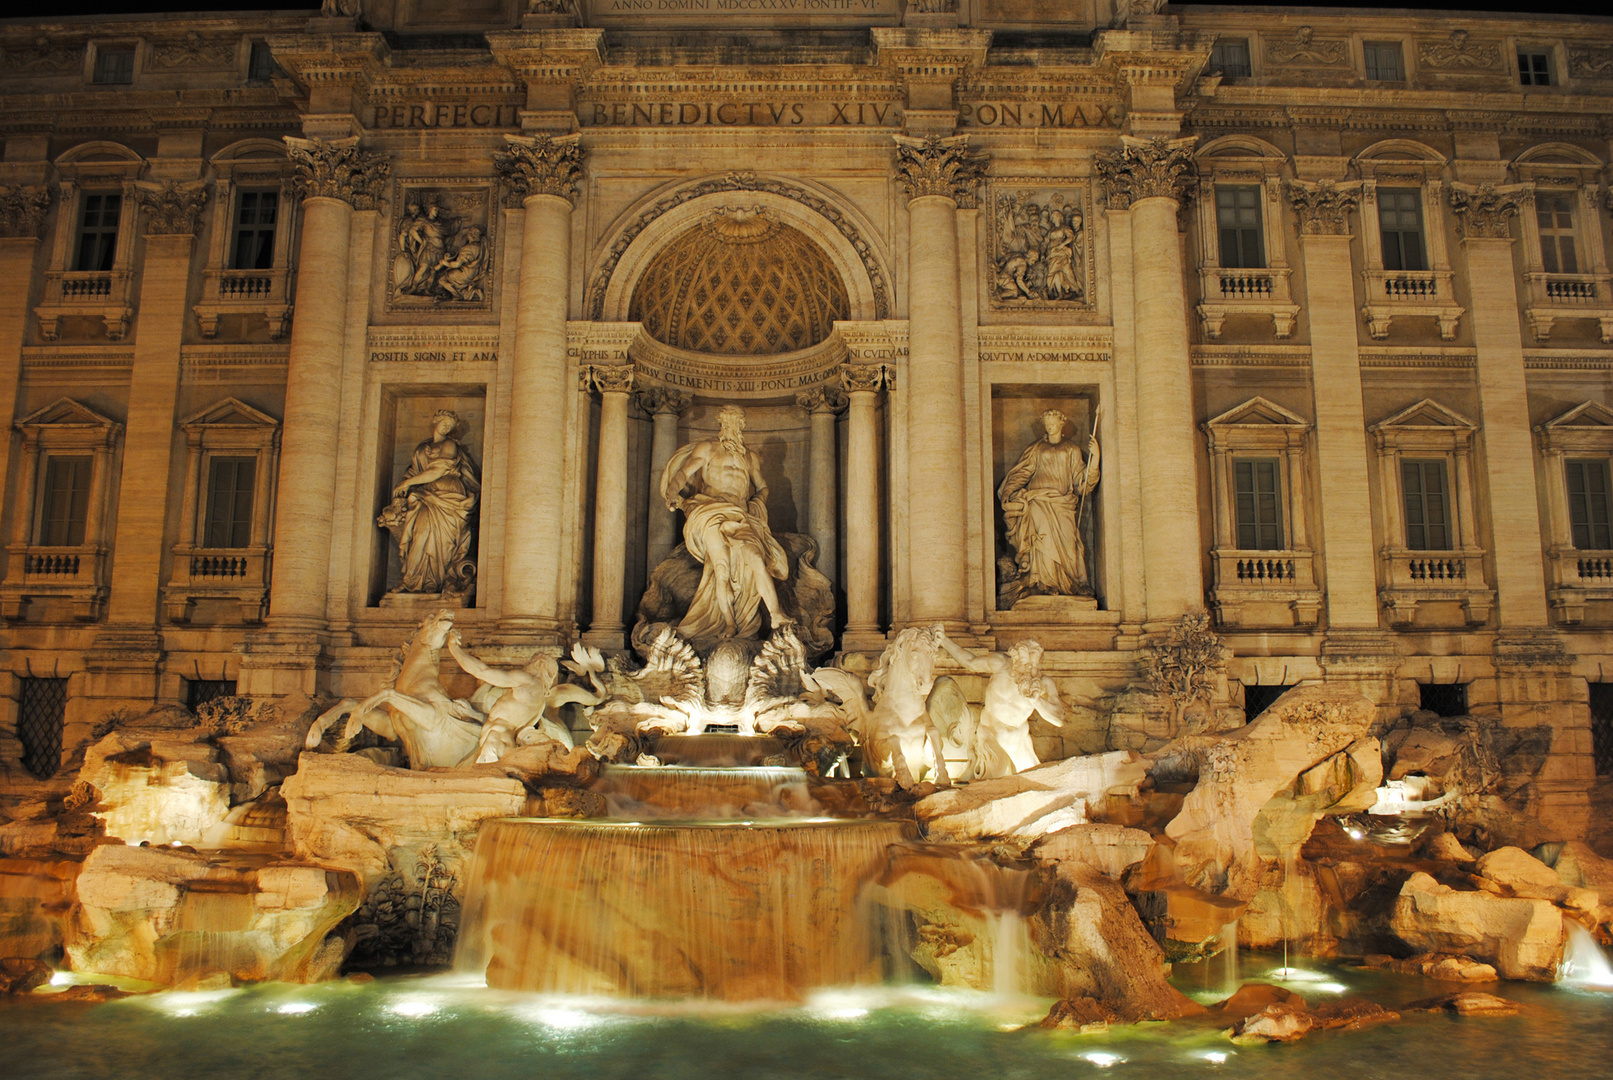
[
  {"xmin": 304, "ymin": 609, "xmax": 485, "ymax": 769},
  {"xmin": 661, "ymin": 404, "xmax": 792, "ymax": 648},
  {"xmin": 998, "ymin": 408, "xmax": 1100, "ymax": 604},
  {"xmin": 446, "ymin": 632, "xmax": 601, "ymax": 763},
  {"xmin": 813, "ymin": 626, "xmax": 968, "ymax": 789},
  {"xmin": 378, "ymin": 409, "xmax": 481, "ymax": 596},
  {"xmin": 936, "ymin": 636, "xmax": 1065, "ymax": 778}
]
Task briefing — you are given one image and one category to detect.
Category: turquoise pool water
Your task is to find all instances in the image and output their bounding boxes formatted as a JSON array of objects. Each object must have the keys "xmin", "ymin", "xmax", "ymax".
[{"xmin": 5, "ymin": 953, "xmax": 1610, "ymax": 1080}]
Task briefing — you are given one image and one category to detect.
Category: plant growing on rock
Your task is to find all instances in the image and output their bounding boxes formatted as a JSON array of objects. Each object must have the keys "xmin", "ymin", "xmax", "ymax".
[{"xmin": 1141, "ymin": 613, "xmax": 1230, "ymax": 734}]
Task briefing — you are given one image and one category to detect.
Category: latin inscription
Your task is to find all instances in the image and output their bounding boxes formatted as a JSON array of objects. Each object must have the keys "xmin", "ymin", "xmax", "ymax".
[
  {"xmin": 581, "ymin": 101, "xmax": 899, "ymax": 127},
  {"xmin": 959, "ymin": 102, "xmax": 1124, "ymax": 129},
  {"xmin": 370, "ymin": 103, "xmax": 522, "ymax": 130},
  {"xmin": 370, "ymin": 350, "xmax": 499, "ymax": 363}
]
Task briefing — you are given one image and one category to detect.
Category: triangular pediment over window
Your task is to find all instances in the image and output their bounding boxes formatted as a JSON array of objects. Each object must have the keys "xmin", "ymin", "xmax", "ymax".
[
  {"xmin": 15, "ymin": 397, "xmax": 119, "ymax": 433},
  {"xmin": 1206, "ymin": 396, "xmax": 1310, "ymax": 430},
  {"xmin": 180, "ymin": 397, "xmax": 279, "ymax": 431},
  {"xmin": 1542, "ymin": 401, "xmax": 1613, "ymax": 430},
  {"xmin": 1372, "ymin": 398, "xmax": 1476, "ymax": 432}
]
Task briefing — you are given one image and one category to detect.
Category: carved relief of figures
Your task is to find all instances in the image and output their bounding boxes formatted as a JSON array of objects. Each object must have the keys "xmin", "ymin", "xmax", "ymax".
[
  {"xmin": 998, "ymin": 408, "xmax": 1100, "ymax": 608},
  {"xmin": 378, "ymin": 410, "xmax": 481, "ymax": 598},
  {"xmin": 388, "ymin": 187, "xmax": 492, "ymax": 310},
  {"xmin": 1418, "ymin": 30, "xmax": 1501, "ymax": 70},
  {"xmin": 1265, "ymin": 26, "xmax": 1347, "ymax": 67},
  {"xmin": 990, "ymin": 187, "xmax": 1089, "ymax": 307}
]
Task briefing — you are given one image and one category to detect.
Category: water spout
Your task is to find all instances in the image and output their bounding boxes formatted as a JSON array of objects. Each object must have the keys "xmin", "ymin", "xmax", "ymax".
[{"xmin": 1561, "ymin": 921, "xmax": 1613, "ymax": 988}]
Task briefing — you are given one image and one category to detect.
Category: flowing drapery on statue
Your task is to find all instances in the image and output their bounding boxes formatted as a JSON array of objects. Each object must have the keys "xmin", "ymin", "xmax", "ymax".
[
  {"xmin": 378, "ymin": 409, "xmax": 481, "ymax": 597},
  {"xmin": 659, "ymin": 405, "xmax": 793, "ymax": 649},
  {"xmin": 997, "ymin": 408, "xmax": 1099, "ymax": 605}
]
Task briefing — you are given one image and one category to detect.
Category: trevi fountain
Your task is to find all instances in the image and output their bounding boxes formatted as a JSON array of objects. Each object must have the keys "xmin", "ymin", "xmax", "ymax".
[{"xmin": 0, "ymin": 0, "xmax": 1611, "ymax": 1077}]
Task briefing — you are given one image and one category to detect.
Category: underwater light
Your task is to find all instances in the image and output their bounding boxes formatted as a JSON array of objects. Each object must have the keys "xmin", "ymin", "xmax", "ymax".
[
  {"xmin": 823, "ymin": 1008, "xmax": 869, "ymax": 1020},
  {"xmin": 48, "ymin": 971, "xmax": 72, "ymax": 987},
  {"xmin": 533, "ymin": 1008, "xmax": 600, "ymax": 1029},
  {"xmin": 1346, "ymin": 827, "xmax": 1365, "ymax": 840},
  {"xmin": 1200, "ymin": 1051, "xmax": 1229, "ymax": 1064},
  {"xmin": 389, "ymin": 1000, "xmax": 440, "ymax": 1018},
  {"xmin": 276, "ymin": 1002, "xmax": 318, "ymax": 1015},
  {"xmin": 1082, "ymin": 1051, "xmax": 1125, "ymax": 1067}
]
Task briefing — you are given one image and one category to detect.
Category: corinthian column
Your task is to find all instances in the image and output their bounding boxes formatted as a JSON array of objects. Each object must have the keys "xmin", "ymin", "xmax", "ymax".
[
  {"xmin": 0, "ymin": 187, "xmax": 49, "ymax": 553},
  {"xmin": 494, "ymin": 134, "xmax": 584, "ymax": 639},
  {"xmin": 841, "ymin": 363, "xmax": 887, "ymax": 648},
  {"xmin": 1096, "ymin": 136, "xmax": 1203, "ymax": 626},
  {"xmin": 266, "ymin": 137, "xmax": 388, "ymax": 632},
  {"xmin": 636, "ymin": 385, "xmax": 690, "ymax": 576},
  {"xmin": 894, "ymin": 134, "xmax": 981, "ymax": 628},
  {"xmin": 104, "ymin": 181, "xmax": 209, "ymax": 628},
  {"xmin": 585, "ymin": 364, "xmax": 634, "ymax": 649},
  {"xmin": 797, "ymin": 384, "xmax": 847, "ymax": 586}
]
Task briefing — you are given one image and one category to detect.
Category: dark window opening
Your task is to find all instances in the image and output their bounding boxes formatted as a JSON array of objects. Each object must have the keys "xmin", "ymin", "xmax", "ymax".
[
  {"xmin": 1215, "ymin": 184, "xmax": 1265, "ymax": 269},
  {"xmin": 93, "ymin": 47, "xmax": 135, "ymax": 85},
  {"xmin": 1243, "ymin": 683, "xmax": 1294, "ymax": 720},
  {"xmin": 17, "ymin": 677, "xmax": 68, "ymax": 780},
  {"xmin": 1519, "ymin": 51, "xmax": 1552, "ymax": 86},
  {"xmin": 1589, "ymin": 683, "xmax": 1613, "ymax": 777},
  {"xmin": 1234, "ymin": 458, "xmax": 1284, "ymax": 550},
  {"xmin": 38, "ymin": 455, "xmax": 92, "ymax": 548},
  {"xmin": 1537, "ymin": 192, "xmax": 1578, "ymax": 275},
  {"xmin": 1567, "ymin": 459, "xmax": 1613, "ymax": 550},
  {"xmin": 230, "ymin": 190, "xmax": 278, "ymax": 271},
  {"xmin": 75, "ymin": 192, "xmax": 121, "ymax": 273},
  {"xmin": 203, "ymin": 456, "xmax": 256, "ymax": 549},
  {"xmin": 1378, "ymin": 188, "xmax": 1427, "ymax": 272},
  {"xmin": 1419, "ymin": 682, "xmax": 1468, "ymax": 717},
  {"xmin": 1402, "ymin": 459, "xmax": 1451, "ymax": 551},
  {"xmin": 1209, "ymin": 38, "xmax": 1251, "ymax": 79},
  {"xmin": 248, "ymin": 42, "xmax": 279, "ymax": 82},
  {"xmin": 185, "ymin": 679, "xmax": 237, "ymax": 713},
  {"xmin": 1364, "ymin": 41, "xmax": 1405, "ymax": 82}
]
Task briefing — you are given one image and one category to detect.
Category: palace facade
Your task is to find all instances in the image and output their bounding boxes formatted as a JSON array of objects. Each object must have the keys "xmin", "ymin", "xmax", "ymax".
[{"xmin": 1, "ymin": 0, "xmax": 1611, "ymax": 832}]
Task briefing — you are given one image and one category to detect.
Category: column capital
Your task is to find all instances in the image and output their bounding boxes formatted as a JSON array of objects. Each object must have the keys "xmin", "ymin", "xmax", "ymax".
[
  {"xmin": 587, "ymin": 363, "xmax": 635, "ymax": 394},
  {"xmin": 135, "ymin": 180, "xmax": 209, "ymax": 236},
  {"xmin": 635, "ymin": 384, "xmax": 690, "ymax": 416},
  {"xmin": 1449, "ymin": 182, "xmax": 1523, "ymax": 241},
  {"xmin": 1095, "ymin": 135, "xmax": 1196, "ymax": 210},
  {"xmin": 796, "ymin": 385, "xmax": 848, "ymax": 415},
  {"xmin": 0, "ymin": 185, "xmax": 51, "ymax": 239},
  {"xmin": 893, "ymin": 134, "xmax": 984, "ymax": 207},
  {"xmin": 839, "ymin": 363, "xmax": 891, "ymax": 394},
  {"xmin": 284, "ymin": 135, "xmax": 390, "ymax": 210},
  {"xmin": 1286, "ymin": 179, "xmax": 1360, "ymax": 236},
  {"xmin": 495, "ymin": 133, "xmax": 585, "ymax": 207}
]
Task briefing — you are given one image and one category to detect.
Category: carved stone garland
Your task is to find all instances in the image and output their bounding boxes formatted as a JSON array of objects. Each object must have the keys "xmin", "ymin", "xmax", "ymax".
[
  {"xmin": 493, "ymin": 133, "xmax": 585, "ymax": 207},
  {"xmin": 892, "ymin": 134, "xmax": 985, "ymax": 207},
  {"xmin": 1287, "ymin": 179, "xmax": 1359, "ymax": 235},
  {"xmin": 1094, "ymin": 136, "xmax": 1196, "ymax": 210},
  {"xmin": 0, "ymin": 185, "xmax": 51, "ymax": 239},
  {"xmin": 1449, "ymin": 184, "xmax": 1520, "ymax": 240},
  {"xmin": 284, "ymin": 135, "xmax": 390, "ymax": 210},
  {"xmin": 136, "ymin": 181, "xmax": 209, "ymax": 235}
]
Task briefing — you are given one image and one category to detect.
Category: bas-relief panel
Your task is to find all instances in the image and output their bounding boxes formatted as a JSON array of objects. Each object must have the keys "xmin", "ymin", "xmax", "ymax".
[
  {"xmin": 387, "ymin": 184, "xmax": 495, "ymax": 316},
  {"xmin": 986, "ymin": 182, "xmax": 1093, "ymax": 312}
]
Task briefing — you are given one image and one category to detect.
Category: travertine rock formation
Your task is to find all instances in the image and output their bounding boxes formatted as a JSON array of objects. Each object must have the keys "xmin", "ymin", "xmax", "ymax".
[{"xmin": 1390, "ymin": 870, "xmax": 1564, "ymax": 980}]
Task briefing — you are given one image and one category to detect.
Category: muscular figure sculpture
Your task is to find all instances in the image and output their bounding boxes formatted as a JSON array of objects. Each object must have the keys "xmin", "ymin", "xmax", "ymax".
[
  {"xmin": 936, "ymin": 634, "xmax": 1065, "ymax": 778},
  {"xmin": 660, "ymin": 404, "xmax": 792, "ymax": 648},
  {"xmin": 998, "ymin": 409, "xmax": 1099, "ymax": 600},
  {"xmin": 446, "ymin": 631, "xmax": 600, "ymax": 764}
]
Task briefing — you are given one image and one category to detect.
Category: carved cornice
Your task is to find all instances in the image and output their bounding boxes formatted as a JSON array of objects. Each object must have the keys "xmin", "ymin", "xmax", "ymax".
[
  {"xmin": 1449, "ymin": 183, "xmax": 1521, "ymax": 240},
  {"xmin": 0, "ymin": 185, "xmax": 51, "ymax": 240},
  {"xmin": 635, "ymin": 385, "xmax": 690, "ymax": 416},
  {"xmin": 1287, "ymin": 179, "xmax": 1359, "ymax": 236},
  {"xmin": 136, "ymin": 181, "xmax": 209, "ymax": 236},
  {"xmin": 1095, "ymin": 135, "xmax": 1196, "ymax": 209},
  {"xmin": 796, "ymin": 385, "xmax": 847, "ymax": 414},
  {"xmin": 839, "ymin": 363, "xmax": 890, "ymax": 394},
  {"xmin": 892, "ymin": 134, "xmax": 984, "ymax": 207},
  {"xmin": 284, "ymin": 135, "xmax": 389, "ymax": 210},
  {"xmin": 588, "ymin": 364, "xmax": 635, "ymax": 394},
  {"xmin": 494, "ymin": 133, "xmax": 585, "ymax": 208}
]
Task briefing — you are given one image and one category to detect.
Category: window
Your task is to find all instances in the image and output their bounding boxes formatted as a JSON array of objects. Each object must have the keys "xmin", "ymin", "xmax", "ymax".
[
  {"xmin": 204, "ymin": 456, "xmax": 257, "ymax": 549},
  {"xmin": 1215, "ymin": 185, "xmax": 1264, "ymax": 269},
  {"xmin": 1402, "ymin": 459, "xmax": 1451, "ymax": 551},
  {"xmin": 1519, "ymin": 51, "xmax": 1552, "ymax": 86},
  {"xmin": 93, "ymin": 46, "xmax": 135, "ymax": 85},
  {"xmin": 1419, "ymin": 682, "xmax": 1468, "ymax": 717},
  {"xmin": 248, "ymin": 41, "xmax": 278, "ymax": 82},
  {"xmin": 1377, "ymin": 189, "xmax": 1427, "ymax": 272},
  {"xmin": 1243, "ymin": 683, "xmax": 1294, "ymax": 720},
  {"xmin": 230, "ymin": 190, "xmax": 278, "ymax": 270},
  {"xmin": 1590, "ymin": 683, "xmax": 1613, "ymax": 776},
  {"xmin": 1210, "ymin": 38, "xmax": 1251, "ymax": 78},
  {"xmin": 1566, "ymin": 460, "xmax": 1612, "ymax": 550},
  {"xmin": 38, "ymin": 455, "xmax": 92, "ymax": 547},
  {"xmin": 1363, "ymin": 41, "xmax": 1405, "ymax": 81},
  {"xmin": 16, "ymin": 677, "xmax": 68, "ymax": 780},
  {"xmin": 1233, "ymin": 458, "xmax": 1283, "ymax": 550},
  {"xmin": 74, "ymin": 192, "xmax": 121, "ymax": 273},
  {"xmin": 185, "ymin": 678, "xmax": 237, "ymax": 712},
  {"xmin": 1536, "ymin": 193, "xmax": 1578, "ymax": 275}
]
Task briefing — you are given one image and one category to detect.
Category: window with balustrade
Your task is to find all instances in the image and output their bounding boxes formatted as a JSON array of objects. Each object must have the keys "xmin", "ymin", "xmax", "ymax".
[
  {"xmin": 1511, "ymin": 147, "xmax": 1613, "ymax": 344},
  {"xmin": 162, "ymin": 398, "xmax": 279, "ymax": 626},
  {"xmin": 1192, "ymin": 138, "xmax": 1298, "ymax": 340},
  {"xmin": 194, "ymin": 141, "xmax": 296, "ymax": 339},
  {"xmin": 0, "ymin": 398, "xmax": 120, "ymax": 624},
  {"xmin": 74, "ymin": 193, "xmax": 121, "ymax": 273},
  {"xmin": 1537, "ymin": 402, "xmax": 1613, "ymax": 625},
  {"xmin": 35, "ymin": 143, "xmax": 144, "ymax": 342},
  {"xmin": 1370, "ymin": 399, "xmax": 1491, "ymax": 627},
  {"xmin": 1353, "ymin": 142, "xmax": 1463, "ymax": 341},
  {"xmin": 1204, "ymin": 398, "xmax": 1321, "ymax": 628}
]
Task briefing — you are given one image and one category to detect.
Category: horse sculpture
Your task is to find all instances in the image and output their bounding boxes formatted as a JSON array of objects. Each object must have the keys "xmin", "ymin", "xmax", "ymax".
[{"xmin": 303, "ymin": 609, "xmax": 485, "ymax": 769}]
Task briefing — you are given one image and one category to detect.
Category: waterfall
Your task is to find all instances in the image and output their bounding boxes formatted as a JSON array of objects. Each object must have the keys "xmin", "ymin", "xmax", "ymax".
[
  {"xmin": 1220, "ymin": 918, "xmax": 1240, "ymax": 997},
  {"xmin": 1561, "ymin": 921, "xmax": 1613, "ymax": 987}
]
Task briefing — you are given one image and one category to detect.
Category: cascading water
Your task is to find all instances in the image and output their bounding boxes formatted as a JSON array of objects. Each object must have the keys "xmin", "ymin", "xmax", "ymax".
[
  {"xmin": 1219, "ymin": 918, "xmax": 1240, "ymax": 997},
  {"xmin": 1560, "ymin": 921, "xmax": 1613, "ymax": 988}
]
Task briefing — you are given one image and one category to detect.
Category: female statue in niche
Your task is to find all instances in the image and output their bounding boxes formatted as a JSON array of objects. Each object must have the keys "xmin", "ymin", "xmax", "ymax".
[
  {"xmin": 379, "ymin": 409, "xmax": 481, "ymax": 596},
  {"xmin": 997, "ymin": 408, "xmax": 1099, "ymax": 605}
]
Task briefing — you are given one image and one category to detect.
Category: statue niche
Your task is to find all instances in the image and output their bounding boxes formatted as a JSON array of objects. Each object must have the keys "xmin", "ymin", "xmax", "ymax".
[
  {"xmin": 997, "ymin": 407, "xmax": 1100, "ymax": 610},
  {"xmin": 633, "ymin": 404, "xmax": 834, "ymax": 660},
  {"xmin": 378, "ymin": 409, "xmax": 481, "ymax": 602}
]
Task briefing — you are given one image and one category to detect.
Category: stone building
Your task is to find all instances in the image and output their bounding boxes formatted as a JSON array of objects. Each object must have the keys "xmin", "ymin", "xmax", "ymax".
[{"xmin": 0, "ymin": 0, "xmax": 1610, "ymax": 833}]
